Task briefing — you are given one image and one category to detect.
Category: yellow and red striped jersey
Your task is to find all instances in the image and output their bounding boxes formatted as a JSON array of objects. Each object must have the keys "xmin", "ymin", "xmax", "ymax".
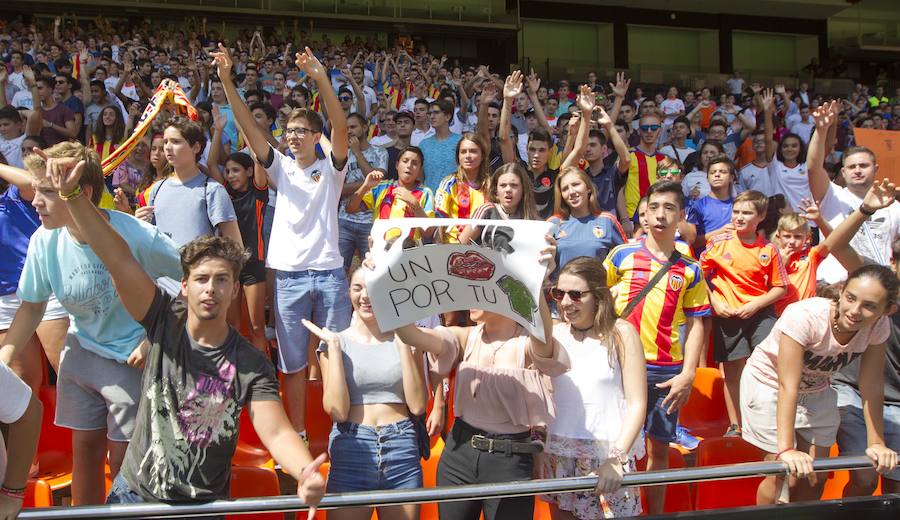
[
  {"xmin": 624, "ymin": 148, "xmax": 667, "ymax": 219},
  {"xmin": 604, "ymin": 241, "xmax": 711, "ymax": 366}
]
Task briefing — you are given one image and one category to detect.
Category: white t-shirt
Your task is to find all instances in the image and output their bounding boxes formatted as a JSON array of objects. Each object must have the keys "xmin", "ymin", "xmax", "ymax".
[
  {"xmin": 264, "ymin": 147, "xmax": 347, "ymax": 271},
  {"xmin": 768, "ymin": 158, "xmax": 811, "ymax": 212},
  {"xmin": 746, "ymin": 297, "xmax": 890, "ymax": 394},
  {"xmin": 9, "ymin": 90, "xmax": 33, "ymax": 110},
  {"xmin": 0, "ymin": 134, "xmax": 26, "ymax": 169},
  {"xmin": 817, "ymin": 182, "xmax": 900, "ymax": 283},
  {"xmin": 660, "ymin": 98, "xmax": 685, "ymax": 123},
  {"xmin": 400, "ymin": 96, "xmax": 434, "ymax": 114},
  {"xmin": 370, "ymin": 134, "xmax": 394, "ymax": 147},
  {"xmin": 0, "ymin": 361, "xmax": 34, "ymax": 481},
  {"xmin": 410, "ymin": 126, "xmax": 435, "ymax": 147},
  {"xmin": 737, "ymin": 163, "xmax": 773, "ymax": 196},
  {"xmin": 790, "ymin": 120, "xmax": 815, "ymax": 145},
  {"xmin": 659, "ymin": 144, "xmax": 694, "ymax": 164},
  {"xmin": 682, "ymin": 170, "xmax": 711, "ymax": 200}
]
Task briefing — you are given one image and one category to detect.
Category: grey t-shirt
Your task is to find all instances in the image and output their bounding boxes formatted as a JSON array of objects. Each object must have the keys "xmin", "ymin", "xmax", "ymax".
[
  {"xmin": 317, "ymin": 334, "xmax": 405, "ymax": 406},
  {"xmin": 122, "ymin": 288, "xmax": 280, "ymax": 501},
  {"xmin": 152, "ymin": 173, "xmax": 236, "ymax": 247}
]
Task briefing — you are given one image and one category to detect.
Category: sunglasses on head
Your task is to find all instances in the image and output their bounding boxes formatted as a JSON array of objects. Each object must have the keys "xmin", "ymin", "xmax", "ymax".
[
  {"xmin": 640, "ymin": 124, "xmax": 661, "ymax": 132},
  {"xmin": 549, "ymin": 288, "xmax": 590, "ymax": 302}
]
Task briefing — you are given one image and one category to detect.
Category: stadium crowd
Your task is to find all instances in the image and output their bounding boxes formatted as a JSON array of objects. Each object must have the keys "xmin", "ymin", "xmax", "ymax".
[{"xmin": 1, "ymin": 12, "xmax": 900, "ymax": 520}]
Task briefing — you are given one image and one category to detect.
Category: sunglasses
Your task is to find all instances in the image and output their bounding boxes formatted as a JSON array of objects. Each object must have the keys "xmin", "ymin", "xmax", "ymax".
[
  {"xmin": 640, "ymin": 124, "xmax": 662, "ymax": 132},
  {"xmin": 549, "ymin": 288, "xmax": 590, "ymax": 302},
  {"xmin": 339, "ymin": 96, "xmax": 352, "ymax": 101},
  {"xmin": 659, "ymin": 168, "xmax": 682, "ymax": 176}
]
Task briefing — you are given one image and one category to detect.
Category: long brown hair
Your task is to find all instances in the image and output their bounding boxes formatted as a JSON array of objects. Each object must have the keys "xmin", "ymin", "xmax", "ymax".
[
  {"xmin": 454, "ymin": 132, "xmax": 491, "ymax": 188},
  {"xmin": 557, "ymin": 256, "xmax": 622, "ymax": 365},
  {"xmin": 484, "ymin": 162, "xmax": 540, "ymax": 220},
  {"xmin": 551, "ymin": 166, "xmax": 601, "ymax": 219}
]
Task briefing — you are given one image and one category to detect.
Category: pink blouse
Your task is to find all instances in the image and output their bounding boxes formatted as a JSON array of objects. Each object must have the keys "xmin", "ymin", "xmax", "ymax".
[{"xmin": 431, "ymin": 324, "xmax": 570, "ymax": 434}]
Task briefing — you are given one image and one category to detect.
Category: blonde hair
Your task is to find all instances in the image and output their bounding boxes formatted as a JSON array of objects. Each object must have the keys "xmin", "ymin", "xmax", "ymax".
[
  {"xmin": 24, "ymin": 141, "xmax": 105, "ymax": 205},
  {"xmin": 776, "ymin": 213, "xmax": 811, "ymax": 234},
  {"xmin": 733, "ymin": 189, "xmax": 768, "ymax": 215},
  {"xmin": 552, "ymin": 166, "xmax": 601, "ymax": 219}
]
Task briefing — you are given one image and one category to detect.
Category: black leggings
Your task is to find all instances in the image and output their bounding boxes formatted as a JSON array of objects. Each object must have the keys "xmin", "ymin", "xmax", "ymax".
[{"xmin": 436, "ymin": 420, "xmax": 535, "ymax": 520}]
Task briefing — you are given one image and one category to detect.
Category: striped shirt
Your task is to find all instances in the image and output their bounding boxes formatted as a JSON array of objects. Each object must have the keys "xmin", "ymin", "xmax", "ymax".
[{"xmin": 624, "ymin": 148, "xmax": 667, "ymax": 219}]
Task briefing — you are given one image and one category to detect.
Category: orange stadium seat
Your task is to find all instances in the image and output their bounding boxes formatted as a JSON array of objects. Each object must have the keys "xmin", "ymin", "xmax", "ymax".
[
  {"xmin": 635, "ymin": 446, "xmax": 693, "ymax": 513},
  {"xmin": 34, "ymin": 386, "xmax": 73, "ymax": 494},
  {"xmin": 22, "ymin": 479, "xmax": 52, "ymax": 509},
  {"xmin": 232, "ymin": 408, "xmax": 274, "ymax": 468},
  {"xmin": 228, "ymin": 466, "xmax": 282, "ymax": 520},
  {"xmin": 692, "ymin": 436, "xmax": 765, "ymax": 510},
  {"xmin": 821, "ymin": 444, "xmax": 881, "ymax": 500},
  {"xmin": 679, "ymin": 367, "xmax": 729, "ymax": 439},
  {"xmin": 305, "ymin": 379, "xmax": 332, "ymax": 458}
]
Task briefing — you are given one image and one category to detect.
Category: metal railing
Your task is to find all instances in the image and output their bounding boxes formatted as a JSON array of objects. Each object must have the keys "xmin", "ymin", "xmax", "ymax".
[{"xmin": 18, "ymin": 456, "xmax": 877, "ymax": 518}]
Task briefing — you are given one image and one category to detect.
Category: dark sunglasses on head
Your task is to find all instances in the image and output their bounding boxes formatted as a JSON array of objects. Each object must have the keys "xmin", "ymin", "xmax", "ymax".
[
  {"xmin": 549, "ymin": 288, "xmax": 590, "ymax": 302},
  {"xmin": 640, "ymin": 124, "xmax": 661, "ymax": 132}
]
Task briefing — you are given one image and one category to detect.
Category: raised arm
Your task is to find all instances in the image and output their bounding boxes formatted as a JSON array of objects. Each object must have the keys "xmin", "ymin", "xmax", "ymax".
[
  {"xmin": 42, "ymin": 154, "xmax": 157, "ymax": 322},
  {"xmin": 762, "ymin": 88, "xmax": 776, "ymax": 163},
  {"xmin": 0, "ymin": 164, "xmax": 36, "ymax": 200},
  {"xmin": 211, "ymin": 43, "xmax": 271, "ymax": 162},
  {"xmin": 607, "ymin": 72, "xmax": 630, "ymax": 125},
  {"xmin": 807, "ymin": 101, "xmax": 837, "ymax": 202},
  {"xmin": 345, "ymin": 169, "xmax": 384, "ymax": 214},
  {"xmin": 299, "ymin": 48, "xmax": 347, "ymax": 165},
  {"xmin": 526, "ymin": 70, "xmax": 551, "ymax": 134},
  {"xmin": 562, "ymin": 85, "xmax": 595, "ymax": 170},
  {"xmin": 475, "ymin": 81, "xmax": 498, "ymax": 143},
  {"xmin": 499, "ymin": 71, "xmax": 522, "ymax": 164}
]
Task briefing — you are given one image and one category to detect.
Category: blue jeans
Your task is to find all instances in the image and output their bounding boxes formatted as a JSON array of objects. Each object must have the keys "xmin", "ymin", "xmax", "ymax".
[
  {"xmin": 327, "ymin": 418, "xmax": 422, "ymax": 493},
  {"xmin": 338, "ymin": 218, "xmax": 372, "ymax": 272},
  {"xmin": 835, "ymin": 382, "xmax": 900, "ymax": 481},
  {"xmin": 106, "ymin": 474, "xmax": 223, "ymax": 519},
  {"xmin": 274, "ymin": 268, "xmax": 352, "ymax": 373},
  {"xmin": 645, "ymin": 365, "xmax": 683, "ymax": 443}
]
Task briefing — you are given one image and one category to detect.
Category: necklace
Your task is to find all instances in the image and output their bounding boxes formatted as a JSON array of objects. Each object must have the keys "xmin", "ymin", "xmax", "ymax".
[
  {"xmin": 832, "ymin": 304, "xmax": 842, "ymax": 336},
  {"xmin": 570, "ymin": 323, "xmax": 595, "ymax": 340}
]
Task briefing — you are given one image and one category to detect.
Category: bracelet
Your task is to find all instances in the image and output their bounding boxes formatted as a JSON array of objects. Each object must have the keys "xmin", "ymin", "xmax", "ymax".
[
  {"xmin": 859, "ymin": 205, "xmax": 876, "ymax": 216},
  {"xmin": 775, "ymin": 448, "xmax": 794, "ymax": 460},
  {"xmin": 0, "ymin": 486, "xmax": 25, "ymax": 500},
  {"xmin": 58, "ymin": 184, "xmax": 83, "ymax": 200}
]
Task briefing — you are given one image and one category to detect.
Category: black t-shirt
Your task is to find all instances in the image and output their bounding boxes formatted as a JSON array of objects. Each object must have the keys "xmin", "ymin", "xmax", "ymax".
[
  {"xmin": 230, "ymin": 183, "xmax": 269, "ymax": 264},
  {"xmin": 833, "ymin": 312, "xmax": 900, "ymax": 406},
  {"xmin": 121, "ymin": 289, "xmax": 280, "ymax": 502},
  {"xmin": 385, "ymin": 146, "xmax": 402, "ymax": 181},
  {"xmin": 531, "ymin": 168, "xmax": 558, "ymax": 219}
]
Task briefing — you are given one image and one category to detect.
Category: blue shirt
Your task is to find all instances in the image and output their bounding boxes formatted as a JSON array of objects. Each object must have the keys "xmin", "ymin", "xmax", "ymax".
[
  {"xmin": 550, "ymin": 212, "xmax": 626, "ymax": 277},
  {"xmin": 687, "ymin": 195, "xmax": 734, "ymax": 237},
  {"xmin": 420, "ymin": 133, "xmax": 462, "ymax": 192},
  {"xmin": 18, "ymin": 211, "xmax": 183, "ymax": 361},
  {"xmin": 0, "ymin": 186, "xmax": 40, "ymax": 296}
]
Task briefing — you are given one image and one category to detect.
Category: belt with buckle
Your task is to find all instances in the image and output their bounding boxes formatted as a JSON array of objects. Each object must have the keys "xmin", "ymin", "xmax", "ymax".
[{"xmin": 469, "ymin": 434, "xmax": 543, "ymax": 456}]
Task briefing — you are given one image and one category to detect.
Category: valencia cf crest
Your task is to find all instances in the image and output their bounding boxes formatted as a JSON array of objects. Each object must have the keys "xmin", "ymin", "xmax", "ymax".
[
  {"xmin": 593, "ymin": 226, "xmax": 605, "ymax": 238},
  {"xmin": 669, "ymin": 274, "xmax": 685, "ymax": 291},
  {"xmin": 311, "ymin": 170, "xmax": 322, "ymax": 182},
  {"xmin": 759, "ymin": 252, "xmax": 771, "ymax": 266}
]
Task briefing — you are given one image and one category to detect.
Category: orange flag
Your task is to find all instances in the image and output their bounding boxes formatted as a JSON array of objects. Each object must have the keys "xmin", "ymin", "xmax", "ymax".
[{"xmin": 852, "ymin": 128, "xmax": 900, "ymax": 186}]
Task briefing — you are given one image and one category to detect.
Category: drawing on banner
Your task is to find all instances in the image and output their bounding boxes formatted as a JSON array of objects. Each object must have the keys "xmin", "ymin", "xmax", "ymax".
[{"xmin": 366, "ymin": 218, "xmax": 554, "ymax": 341}]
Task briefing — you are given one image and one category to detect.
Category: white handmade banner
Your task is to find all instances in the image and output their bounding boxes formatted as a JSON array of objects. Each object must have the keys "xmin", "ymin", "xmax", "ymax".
[{"xmin": 365, "ymin": 218, "xmax": 554, "ymax": 341}]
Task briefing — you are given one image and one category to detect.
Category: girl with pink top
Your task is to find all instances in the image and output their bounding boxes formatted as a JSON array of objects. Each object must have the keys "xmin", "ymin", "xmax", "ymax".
[
  {"xmin": 741, "ymin": 265, "xmax": 899, "ymax": 504},
  {"xmin": 395, "ymin": 236, "xmax": 570, "ymax": 520}
]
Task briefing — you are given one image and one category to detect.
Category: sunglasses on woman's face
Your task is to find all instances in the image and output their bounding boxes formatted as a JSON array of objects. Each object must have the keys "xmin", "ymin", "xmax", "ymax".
[{"xmin": 550, "ymin": 288, "xmax": 590, "ymax": 302}]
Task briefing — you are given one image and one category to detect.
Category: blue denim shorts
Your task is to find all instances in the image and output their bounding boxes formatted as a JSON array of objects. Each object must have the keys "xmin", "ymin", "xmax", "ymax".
[
  {"xmin": 645, "ymin": 365, "xmax": 682, "ymax": 444},
  {"xmin": 327, "ymin": 418, "xmax": 423, "ymax": 493},
  {"xmin": 835, "ymin": 382, "xmax": 900, "ymax": 481},
  {"xmin": 274, "ymin": 268, "xmax": 352, "ymax": 373},
  {"xmin": 106, "ymin": 474, "xmax": 224, "ymax": 520}
]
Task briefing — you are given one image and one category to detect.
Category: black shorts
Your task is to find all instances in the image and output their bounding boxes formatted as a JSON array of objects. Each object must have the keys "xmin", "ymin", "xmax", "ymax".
[
  {"xmin": 712, "ymin": 306, "xmax": 776, "ymax": 363},
  {"xmin": 239, "ymin": 260, "xmax": 266, "ymax": 286}
]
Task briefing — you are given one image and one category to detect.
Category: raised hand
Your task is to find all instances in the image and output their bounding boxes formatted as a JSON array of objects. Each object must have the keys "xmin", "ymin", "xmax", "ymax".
[
  {"xmin": 22, "ymin": 65, "xmax": 36, "ymax": 87},
  {"xmin": 862, "ymin": 178, "xmax": 899, "ymax": 212},
  {"xmin": 609, "ymin": 71, "xmax": 630, "ymax": 98},
  {"xmin": 295, "ymin": 46, "xmax": 327, "ymax": 82},
  {"xmin": 812, "ymin": 104, "xmax": 834, "ymax": 130},
  {"xmin": 576, "ymin": 84, "xmax": 595, "ymax": 113},
  {"xmin": 362, "ymin": 169, "xmax": 385, "ymax": 191},
  {"xmin": 212, "ymin": 105, "xmax": 227, "ymax": 133},
  {"xmin": 526, "ymin": 68, "xmax": 540, "ymax": 94},
  {"xmin": 797, "ymin": 198, "xmax": 820, "ymax": 222},
  {"xmin": 209, "ymin": 42, "xmax": 234, "ymax": 80},
  {"xmin": 774, "ymin": 84, "xmax": 786, "ymax": 95},
  {"xmin": 595, "ymin": 106, "xmax": 613, "ymax": 128},
  {"xmin": 503, "ymin": 70, "xmax": 523, "ymax": 100},
  {"xmin": 761, "ymin": 88, "xmax": 775, "ymax": 113},
  {"xmin": 480, "ymin": 81, "xmax": 499, "ymax": 106}
]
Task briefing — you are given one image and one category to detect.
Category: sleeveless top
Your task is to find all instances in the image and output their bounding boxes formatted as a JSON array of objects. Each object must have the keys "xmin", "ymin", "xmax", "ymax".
[
  {"xmin": 430, "ymin": 324, "xmax": 569, "ymax": 434},
  {"xmin": 318, "ymin": 334, "xmax": 406, "ymax": 406},
  {"xmin": 547, "ymin": 323, "xmax": 644, "ymax": 459}
]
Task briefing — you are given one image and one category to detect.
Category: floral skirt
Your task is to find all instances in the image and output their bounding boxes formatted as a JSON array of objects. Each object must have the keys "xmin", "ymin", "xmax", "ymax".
[{"xmin": 540, "ymin": 435, "xmax": 642, "ymax": 519}]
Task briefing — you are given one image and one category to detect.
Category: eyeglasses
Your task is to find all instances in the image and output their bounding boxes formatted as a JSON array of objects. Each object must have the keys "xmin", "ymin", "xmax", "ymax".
[
  {"xmin": 640, "ymin": 124, "xmax": 662, "ymax": 132},
  {"xmin": 285, "ymin": 127, "xmax": 314, "ymax": 136},
  {"xmin": 338, "ymin": 96, "xmax": 352, "ymax": 101},
  {"xmin": 428, "ymin": 110, "xmax": 444, "ymax": 116},
  {"xmin": 549, "ymin": 288, "xmax": 591, "ymax": 302},
  {"xmin": 658, "ymin": 168, "xmax": 682, "ymax": 176}
]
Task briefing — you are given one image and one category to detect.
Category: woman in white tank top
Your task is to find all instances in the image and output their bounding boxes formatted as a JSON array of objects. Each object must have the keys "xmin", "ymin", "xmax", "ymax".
[{"xmin": 542, "ymin": 256, "xmax": 647, "ymax": 519}]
